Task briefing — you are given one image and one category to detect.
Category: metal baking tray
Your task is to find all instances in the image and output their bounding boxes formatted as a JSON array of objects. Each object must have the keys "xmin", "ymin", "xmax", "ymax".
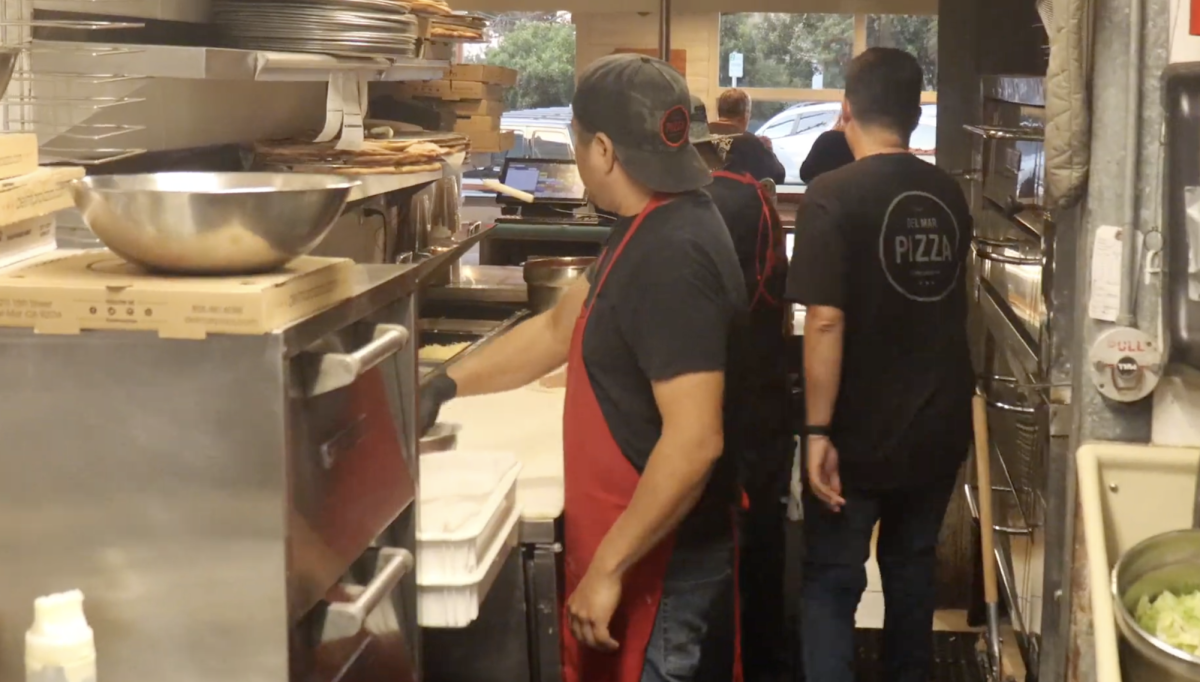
[{"xmin": 418, "ymin": 311, "xmax": 528, "ymax": 380}]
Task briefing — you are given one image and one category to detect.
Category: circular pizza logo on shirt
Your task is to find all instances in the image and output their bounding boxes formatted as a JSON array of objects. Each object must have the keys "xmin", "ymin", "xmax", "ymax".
[{"xmin": 877, "ymin": 191, "xmax": 962, "ymax": 302}]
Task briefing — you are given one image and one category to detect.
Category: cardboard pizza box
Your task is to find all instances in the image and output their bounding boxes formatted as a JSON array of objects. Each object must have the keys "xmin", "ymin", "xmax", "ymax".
[{"xmin": 0, "ymin": 249, "xmax": 356, "ymax": 339}]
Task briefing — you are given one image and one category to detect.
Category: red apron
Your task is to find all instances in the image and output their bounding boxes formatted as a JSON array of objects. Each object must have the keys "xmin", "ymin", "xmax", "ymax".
[
  {"xmin": 560, "ymin": 194, "xmax": 742, "ymax": 682},
  {"xmin": 712, "ymin": 170, "xmax": 784, "ymax": 311}
]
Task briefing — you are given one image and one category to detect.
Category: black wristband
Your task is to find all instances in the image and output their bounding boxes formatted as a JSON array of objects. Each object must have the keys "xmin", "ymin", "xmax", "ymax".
[{"xmin": 805, "ymin": 425, "xmax": 832, "ymax": 437}]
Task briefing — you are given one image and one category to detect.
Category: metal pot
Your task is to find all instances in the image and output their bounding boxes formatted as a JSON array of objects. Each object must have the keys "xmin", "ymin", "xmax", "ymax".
[
  {"xmin": 523, "ymin": 256, "xmax": 596, "ymax": 314},
  {"xmin": 1113, "ymin": 529, "xmax": 1200, "ymax": 681},
  {"xmin": 419, "ymin": 422, "xmax": 459, "ymax": 454}
]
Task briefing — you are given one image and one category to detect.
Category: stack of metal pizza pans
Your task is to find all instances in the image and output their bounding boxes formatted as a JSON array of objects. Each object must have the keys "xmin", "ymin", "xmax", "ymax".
[{"xmin": 213, "ymin": 0, "xmax": 420, "ymax": 58}]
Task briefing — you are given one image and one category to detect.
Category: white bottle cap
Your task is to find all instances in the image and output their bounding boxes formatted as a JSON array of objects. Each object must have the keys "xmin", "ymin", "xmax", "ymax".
[{"xmin": 26, "ymin": 589, "xmax": 95, "ymax": 670}]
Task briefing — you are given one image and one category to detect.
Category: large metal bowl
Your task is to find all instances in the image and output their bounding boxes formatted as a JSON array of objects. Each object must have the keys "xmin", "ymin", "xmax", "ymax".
[
  {"xmin": 1113, "ymin": 529, "xmax": 1200, "ymax": 681},
  {"xmin": 523, "ymin": 256, "xmax": 596, "ymax": 314},
  {"xmin": 71, "ymin": 172, "xmax": 360, "ymax": 274}
]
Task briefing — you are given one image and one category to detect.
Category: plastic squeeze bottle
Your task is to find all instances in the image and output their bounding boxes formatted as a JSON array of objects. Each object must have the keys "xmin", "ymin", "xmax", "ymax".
[{"xmin": 25, "ymin": 590, "xmax": 96, "ymax": 682}]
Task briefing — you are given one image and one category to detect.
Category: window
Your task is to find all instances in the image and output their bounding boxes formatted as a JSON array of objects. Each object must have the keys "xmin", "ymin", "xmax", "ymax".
[
  {"xmin": 795, "ymin": 111, "xmax": 838, "ymax": 135},
  {"xmin": 759, "ymin": 114, "xmax": 797, "ymax": 138},
  {"xmin": 531, "ymin": 130, "xmax": 573, "ymax": 159},
  {"xmin": 866, "ymin": 15, "xmax": 938, "ymax": 90},
  {"xmin": 718, "ymin": 11, "xmax": 939, "ymax": 185},
  {"xmin": 718, "ymin": 13, "xmax": 854, "ymax": 89}
]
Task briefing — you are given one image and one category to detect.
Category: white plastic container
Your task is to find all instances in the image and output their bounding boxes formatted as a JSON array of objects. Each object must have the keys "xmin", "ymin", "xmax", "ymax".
[
  {"xmin": 417, "ymin": 450, "xmax": 521, "ymax": 583},
  {"xmin": 26, "ymin": 589, "xmax": 96, "ymax": 682},
  {"xmin": 418, "ymin": 507, "xmax": 520, "ymax": 628}
]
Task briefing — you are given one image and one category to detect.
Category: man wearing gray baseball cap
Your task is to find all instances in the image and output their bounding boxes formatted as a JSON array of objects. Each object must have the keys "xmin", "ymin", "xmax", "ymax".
[{"xmin": 419, "ymin": 53, "xmax": 747, "ymax": 682}]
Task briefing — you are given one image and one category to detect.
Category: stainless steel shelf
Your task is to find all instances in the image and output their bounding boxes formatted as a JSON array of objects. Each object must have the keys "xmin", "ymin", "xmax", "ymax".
[
  {"xmin": 344, "ymin": 151, "xmax": 463, "ymax": 201},
  {"xmin": 30, "ymin": 41, "xmax": 448, "ymax": 82}
]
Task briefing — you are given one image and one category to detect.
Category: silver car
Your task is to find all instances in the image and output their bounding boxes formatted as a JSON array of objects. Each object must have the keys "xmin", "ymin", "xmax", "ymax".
[{"xmin": 756, "ymin": 102, "xmax": 938, "ymax": 184}]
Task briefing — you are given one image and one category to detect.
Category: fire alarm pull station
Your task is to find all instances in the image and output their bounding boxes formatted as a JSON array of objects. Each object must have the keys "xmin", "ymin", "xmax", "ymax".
[
  {"xmin": 1088, "ymin": 326, "xmax": 1162, "ymax": 402},
  {"xmin": 1193, "ymin": 0, "xmax": 1200, "ymax": 35}
]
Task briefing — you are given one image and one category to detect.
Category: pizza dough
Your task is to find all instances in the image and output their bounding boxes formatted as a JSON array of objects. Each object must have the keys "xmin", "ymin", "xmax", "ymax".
[{"xmin": 419, "ymin": 342, "xmax": 471, "ymax": 361}]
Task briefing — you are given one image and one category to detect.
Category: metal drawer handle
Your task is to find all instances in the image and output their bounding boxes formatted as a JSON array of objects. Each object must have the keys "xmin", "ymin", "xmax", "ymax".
[
  {"xmin": 309, "ymin": 324, "xmax": 410, "ymax": 396},
  {"xmin": 964, "ymin": 483, "xmax": 1036, "ymax": 536},
  {"xmin": 972, "ymin": 238, "xmax": 1043, "ymax": 266},
  {"xmin": 963, "ymin": 123, "xmax": 1045, "ymax": 142},
  {"xmin": 322, "ymin": 547, "xmax": 414, "ymax": 642},
  {"xmin": 985, "ymin": 398, "xmax": 1037, "ymax": 414}
]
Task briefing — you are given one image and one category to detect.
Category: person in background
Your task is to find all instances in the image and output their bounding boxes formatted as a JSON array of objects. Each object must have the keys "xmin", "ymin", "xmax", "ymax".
[
  {"xmin": 421, "ymin": 53, "xmax": 747, "ymax": 682},
  {"xmin": 691, "ymin": 95, "xmax": 792, "ymax": 682},
  {"xmin": 785, "ymin": 47, "xmax": 974, "ymax": 682},
  {"xmin": 798, "ymin": 110, "xmax": 856, "ymax": 183},
  {"xmin": 713, "ymin": 88, "xmax": 787, "ymax": 185}
]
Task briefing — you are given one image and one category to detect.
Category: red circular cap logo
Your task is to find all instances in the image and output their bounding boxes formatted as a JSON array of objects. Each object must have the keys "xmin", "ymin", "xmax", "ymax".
[{"xmin": 659, "ymin": 105, "xmax": 690, "ymax": 148}]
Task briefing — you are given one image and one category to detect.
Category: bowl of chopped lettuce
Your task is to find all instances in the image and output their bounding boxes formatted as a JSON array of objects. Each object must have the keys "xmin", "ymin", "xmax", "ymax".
[{"xmin": 1114, "ymin": 529, "xmax": 1200, "ymax": 680}]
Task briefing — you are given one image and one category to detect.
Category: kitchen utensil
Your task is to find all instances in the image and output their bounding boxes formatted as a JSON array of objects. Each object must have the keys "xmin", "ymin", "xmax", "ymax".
[
  {"xmin": 1113, "ymin": 529, "xmax": 1200, "ymax": 681},
  {"xmin": 482, "ymin": 179, "xmax": 534, "ymax": 204},
  {"xmin": 972, "ymin": 392, "xmax": 1004, "ymax": 681},
  {"xmin": 420, "ymin": 422, "xmax": 460, "ymax": 454},
  {"xmin": 523, "ymin": 256, "xmax": 596, "ymax": 314},
  {"xmin": 71, "ymin": 172, "xmax": 359, "ymax": 274},
  {"xmin": 0, "ymin": 47, "xmax": 18, "ymax": 100}
]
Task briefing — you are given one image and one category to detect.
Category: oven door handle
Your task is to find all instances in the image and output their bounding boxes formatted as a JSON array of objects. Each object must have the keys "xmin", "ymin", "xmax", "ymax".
[
  {"xmin": 322, "ymin": 547, "xmax": 414, "ymax": 642},
  {"xmin": 309, "ymin": 324, "xmax": 411, "ymax": 396}
]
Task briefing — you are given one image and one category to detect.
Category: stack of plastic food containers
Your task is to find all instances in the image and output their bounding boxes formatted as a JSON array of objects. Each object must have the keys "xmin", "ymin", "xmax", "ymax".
[{"xmin": 416, "ymin": 450, "xmax": 522, "ymax": 628}]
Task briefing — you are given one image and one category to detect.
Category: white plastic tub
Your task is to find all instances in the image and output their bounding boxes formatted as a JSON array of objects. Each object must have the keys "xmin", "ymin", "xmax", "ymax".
[
  {"xmin": 417, "ymin": 450, "xmax": 521, "ymax": 583},
  {"xmin": 418, "ymin": 507, "xmax": 520, "ymax": 628}
]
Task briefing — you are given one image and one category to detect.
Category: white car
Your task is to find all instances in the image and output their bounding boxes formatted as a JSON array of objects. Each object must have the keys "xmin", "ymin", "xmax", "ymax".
[{"xmin": 756, "ymin": 102, "xmax": 938, "ymax": 184}]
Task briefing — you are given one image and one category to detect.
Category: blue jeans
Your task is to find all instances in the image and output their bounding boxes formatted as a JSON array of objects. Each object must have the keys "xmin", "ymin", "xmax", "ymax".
[
  {"xmin": 641, "ymin": 538, "xmax": 736, "ymax": 682},
  {"xmin": 800, "ymin": 476, "xmax": 957, "ymax": 682}
]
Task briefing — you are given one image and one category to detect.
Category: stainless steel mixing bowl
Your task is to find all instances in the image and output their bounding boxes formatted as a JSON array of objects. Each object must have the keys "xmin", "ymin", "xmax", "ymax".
[
  {"xmin": 71, "ymin": 172, "xmax": 360, "ymax": 274},
  {"xmin": 523, "ymin": 256, "xmax": 596, "ymax": 314},
  {"xmin": 1114, "ymin": 529, "xmax": 1200, "ymax": 681}
]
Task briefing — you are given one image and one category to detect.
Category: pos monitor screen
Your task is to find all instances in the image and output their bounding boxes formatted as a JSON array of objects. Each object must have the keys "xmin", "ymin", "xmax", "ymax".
[{"xmin": 497, "ymin": 158, "xmax": 588, "ymax": 206}]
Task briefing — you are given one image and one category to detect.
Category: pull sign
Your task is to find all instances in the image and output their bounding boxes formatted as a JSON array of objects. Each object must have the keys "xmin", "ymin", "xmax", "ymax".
[
  {"xmin": 1088, "ymin": 326, "xmax": 1163, "ymax": 403},
  {"xmin": 1193, "ymin": 0, "xmax": 1200, "ymax": 36}
]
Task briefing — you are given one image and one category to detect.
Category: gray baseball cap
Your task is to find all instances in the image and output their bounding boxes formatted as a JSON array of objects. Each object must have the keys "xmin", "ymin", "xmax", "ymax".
[
  {"xmin": 572, "ymin": 54, "xmax": 710, "ymax": 193},
  {"xmin": 688, "ymin": 95, "xmax": 736, "ymax": 146}
]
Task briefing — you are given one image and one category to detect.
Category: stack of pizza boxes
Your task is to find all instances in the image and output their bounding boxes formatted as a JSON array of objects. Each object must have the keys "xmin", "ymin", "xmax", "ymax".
[
  {"xmin": 390, "ymin": 64, "xmax": 517, "ymax": 153},
  {"xmin": 0, "ymin": 134, "xmax": 81, "ymax": 270}
]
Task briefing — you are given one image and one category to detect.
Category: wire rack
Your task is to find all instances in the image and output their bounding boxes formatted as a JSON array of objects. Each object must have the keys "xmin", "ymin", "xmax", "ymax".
[{"xmin": 1, "ymin": 0, "xmax": 149, "ymax": 164}]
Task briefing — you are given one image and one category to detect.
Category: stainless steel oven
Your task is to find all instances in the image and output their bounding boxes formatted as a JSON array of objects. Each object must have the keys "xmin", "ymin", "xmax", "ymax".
[
  {"xmin": 964, "ymin": 75, "xmax": 1074, "ymax": 682},
  {"xmin": 0, "ymin": 264, "xmax": 426, "ymax": 682}
]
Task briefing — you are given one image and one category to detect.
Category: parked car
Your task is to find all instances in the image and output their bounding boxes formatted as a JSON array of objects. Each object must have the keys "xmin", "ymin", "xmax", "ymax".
[
  {"xmin": 756, "ymin": 102, "xmax": 938, "ymax": 184},
  {"xmin": 462, "ymin": 107, "xmax": 575, "ymax": 196}
]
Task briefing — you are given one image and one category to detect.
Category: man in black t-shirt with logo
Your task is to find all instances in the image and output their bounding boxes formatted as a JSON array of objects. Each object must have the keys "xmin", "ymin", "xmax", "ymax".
[
  {"xmin": 421, "ymin": 54, "xmax": 747, "ymax": 682},
  {"xmin": 785, "ymin": 48, "xmax": 974, "ymax": 682}
]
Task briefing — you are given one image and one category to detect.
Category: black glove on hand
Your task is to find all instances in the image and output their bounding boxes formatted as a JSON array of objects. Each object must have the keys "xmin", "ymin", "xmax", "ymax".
[{"xmin": 419, "ymin": 373, "xmax": 458, "ymax": 435}]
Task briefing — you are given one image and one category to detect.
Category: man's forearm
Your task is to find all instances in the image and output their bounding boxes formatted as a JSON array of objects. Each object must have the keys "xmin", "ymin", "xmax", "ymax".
[
  {"xmin": 590, "ymin": 430, "xmax": 721, "ymax": 576},
  {"xmin": 447, "ymin": 313, "xmax": 567, "ymax": 397},
  {"xmin": 803, "ymin": 316, "xmax": 844, "ymax": 426}
]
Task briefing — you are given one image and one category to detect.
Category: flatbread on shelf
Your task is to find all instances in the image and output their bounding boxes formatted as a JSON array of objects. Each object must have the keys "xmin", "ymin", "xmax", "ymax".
[{"xmin": 252, "ymin": 132, "xmax": 469, "ymax": 175}]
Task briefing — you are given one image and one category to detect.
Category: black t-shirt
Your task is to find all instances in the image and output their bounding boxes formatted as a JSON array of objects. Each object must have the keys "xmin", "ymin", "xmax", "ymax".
[
  {"xmin": 704, "ymin": 175, "xmax": 789, "ymax": 454},
  {"xmin": 583, "ymin": 191, "xmax": 747, "ymax": 543},
  {"xmin": 799, "ymin": 130, "xmax": 856, "ymax": 184},
  {"xmin": 725, "ymin": 133, "xmax": 787, "ymax": 185},
  {"xmin": 786, "ymin": 153, "xmax": 974, "ymax": 490}
]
